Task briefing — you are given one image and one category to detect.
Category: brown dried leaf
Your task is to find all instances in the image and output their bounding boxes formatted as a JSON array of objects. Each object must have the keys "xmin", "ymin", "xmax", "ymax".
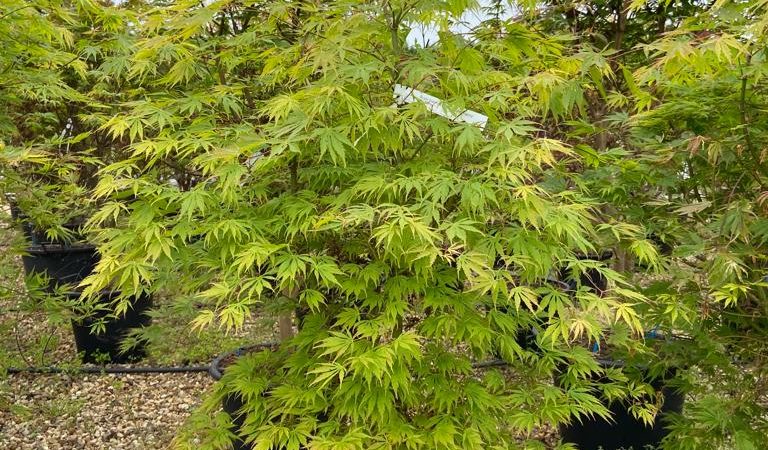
[{"xmin": 687, "ymin": 135, "xmax": 704, "ymax": 156}]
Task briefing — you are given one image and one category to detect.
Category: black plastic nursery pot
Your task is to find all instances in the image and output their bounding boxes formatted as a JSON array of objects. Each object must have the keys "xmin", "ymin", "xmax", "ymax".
[
  {"xmin": 69, "ymin": 290, "xmax": 153, "ymax": 364},
  {"xmin": 210, "ymin": 344, "xmax": 280, "ymax": 450},
  {"xmin": 649, "ymin": 233, "xmax": 674, "ymax": 257},
  {"xmin": 21, "ymin": 244, "xmax": 99, "ymax": 291},
  {"xmin": 12, "ymin": 202, "xmax": 98, "ymax": 290},
  {"xmin": 560, "ymin": 250, "xmax": 614, "ymax": 297},
  {"xmin": 509, "ymin": 279, "xmax": 571, "ymax": 352},
  {"xmin": 8, "ymin": 203, "xmax": 38, "ymax": 244},
  {"xmin": 9, "ymin": 203, "xmax": 89, "ymax": 247},
  {"xmin": 557, "ymin": 360, "xmax": 684, "ymax": 450}
]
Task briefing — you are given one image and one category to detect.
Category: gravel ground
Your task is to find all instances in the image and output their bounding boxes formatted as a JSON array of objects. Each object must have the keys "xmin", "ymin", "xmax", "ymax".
[
  {"xmin": 0, "ymin": 273, "xmax": 218, "ymax": 449},
  {"xmin": 0, "ymin": 372, "xmax": 213, "ymax": 450},
  {"xmin": 0, "ymin": 222, "xmax": 219, "ymax": 450}
]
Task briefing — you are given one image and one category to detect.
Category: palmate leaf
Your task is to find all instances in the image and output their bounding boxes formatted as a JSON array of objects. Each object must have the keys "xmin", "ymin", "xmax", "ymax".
[
  {"xmin": 309, "ymin": 429, "xmax": 370, "ymax": 450},
  {"xmin": 460, "ymin": 181, "xmax": 497, "ymax": 215},
  {"xmin": 456, "ymin": 250, "xmax": 492, "ymax": 281},
  {"xmin": 317, "ymin": 331, "xmax": 356, "ymax": 361},
  {"xmin": 508, "ymin": 285, "xmax": 539, "ymax": 311},
  {"xmin": 300, "ymin": 289, "xmax": 326, "ymax": 312},
  {"xmin": 674, "ymin": 201, "xmax": 712, "ymax": 216},
  {"xmin": 612, "ymin": 302, "xmax": 644, "ymax": 335},
  {"xmin": 217, "ymin": 301, "xmax": 253, "ymax": 332},
  {"xmin": 179, "ymin": 188, "xmax": 211, "ymax": 219},
  {"xmin": 711, "ymin": 283, "xmax": 748, "ymax": 307},
  {"xmin": 309, "ymin": 256, "xmax": 344, "ymax": 287},
  {"xmin": 309, "ymin": 362, "xmax": 347, "ymax": 388},
  {"xmin": 315, "ymin": 126, "xmax": 353, "ymax": 166},
  {"xmin": 234, "ymin": 242, "xmax": 284, "ymax": 274},
  {"xmin": 453, "ymin": 124, "xmax": 484, "ymax": 154},
  {"xmin": 442, "ymin": 217, "xmax": 482, "ymax": 243}
]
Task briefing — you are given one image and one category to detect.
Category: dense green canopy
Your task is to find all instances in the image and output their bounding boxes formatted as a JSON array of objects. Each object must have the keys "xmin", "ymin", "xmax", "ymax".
[{"xmin": 2, "ymin": 1, "xmax": 768, "ymax": 449}]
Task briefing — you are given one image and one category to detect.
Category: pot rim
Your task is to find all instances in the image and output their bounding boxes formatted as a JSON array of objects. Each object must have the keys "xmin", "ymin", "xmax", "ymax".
[
  {"xmin": 62, "ymin": 290, "xmax": 152, "ymax": 299},
  {"xmin": 574, "ymin": 250, "xmax": 614, "ymax": 261},
  {"xmin": 209, "ymin": 342, "xmax": 280, "ymax": 381},
  {"xmin": 25, "ymin": 243, "xmax": 97, "ymax": 254}
]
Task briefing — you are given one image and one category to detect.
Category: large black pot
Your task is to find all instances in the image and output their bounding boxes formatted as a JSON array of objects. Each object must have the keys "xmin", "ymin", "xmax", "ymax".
[
  {"xmin": 12, "ymin": 204, "xmax": 98, "ymax": 291},
  {"xmin": 502, "ymin": 279, "xmax": 571, "ymax": 352},
  {"xmin": 560, "ymin": 250, "xmax": 614, "ymax": 297},
  {"xmin": 558, "ymin": 360, "xmax": 684, "ymax": 450},
  {"xmin": 69, "ymin": 290, "xmax": 153, "ymax": 364},
  {"xmin": 9, "ymin": 206, "xmax": 43, "ymax": 245},
  {"xmin": 210, "ymin": 344, "xmax": 280, "ymax": 450},
  {"xmin": 22, "ymin": 244, "xmax": 99, "ymax": 291},
  {"xmin": 9, "ymin": 203, "xmax": 88, "ymax": 247}
]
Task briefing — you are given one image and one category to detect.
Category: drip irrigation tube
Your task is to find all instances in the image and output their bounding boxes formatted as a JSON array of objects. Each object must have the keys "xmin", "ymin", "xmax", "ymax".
[
  {"xmin": 7, "ymin": 351, "xmax": 512, "ymax": 376},
  {"xmin": 471, "ymin": 359, "xmax": 509, "ymax": 369},
  {"xmin": 10, "ymin": 362, "xmax": 511, "ymax": 374},
  {"xmin": 6, "ymin": 365, "xmax": 210, "ymax": 375}
]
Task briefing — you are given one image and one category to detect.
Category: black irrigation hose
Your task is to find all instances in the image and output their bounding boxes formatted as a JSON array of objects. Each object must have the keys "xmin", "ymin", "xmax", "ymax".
[
  {"xmin": 471, "ymin": 359, "xmax": 510, "ymax": 369},
  {"xmin": 8, "ymin": 361, "xmax": 511, "ymax": 375},
  {"xmin": 6, "ymin": 365, "xmax": 210, "ymax": 375}
]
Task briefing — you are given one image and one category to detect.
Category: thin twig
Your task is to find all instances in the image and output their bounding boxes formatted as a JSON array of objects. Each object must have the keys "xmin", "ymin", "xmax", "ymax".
[
  {"xmin": 14, "ymin": 323, "xmax": 33, "ymax": 367},
  {"xmin": 40, "ymin": 326, "xmax": 56, "ymax": 366}
]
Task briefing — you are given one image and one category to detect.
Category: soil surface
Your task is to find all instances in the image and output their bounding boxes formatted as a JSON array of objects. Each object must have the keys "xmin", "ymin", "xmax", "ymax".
[{"xmin": 0, "ymin": 372, "xmax": 213, "ymax": 450}]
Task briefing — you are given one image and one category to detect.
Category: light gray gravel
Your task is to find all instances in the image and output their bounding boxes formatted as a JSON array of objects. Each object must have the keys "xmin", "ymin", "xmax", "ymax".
[
  {"xmin": 0, "ymin": 371, "xmax": 213, "ymax": 450},
  {"xmin": 0, "ymin": 223, "xmax": 219, "ymax": 450}
]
